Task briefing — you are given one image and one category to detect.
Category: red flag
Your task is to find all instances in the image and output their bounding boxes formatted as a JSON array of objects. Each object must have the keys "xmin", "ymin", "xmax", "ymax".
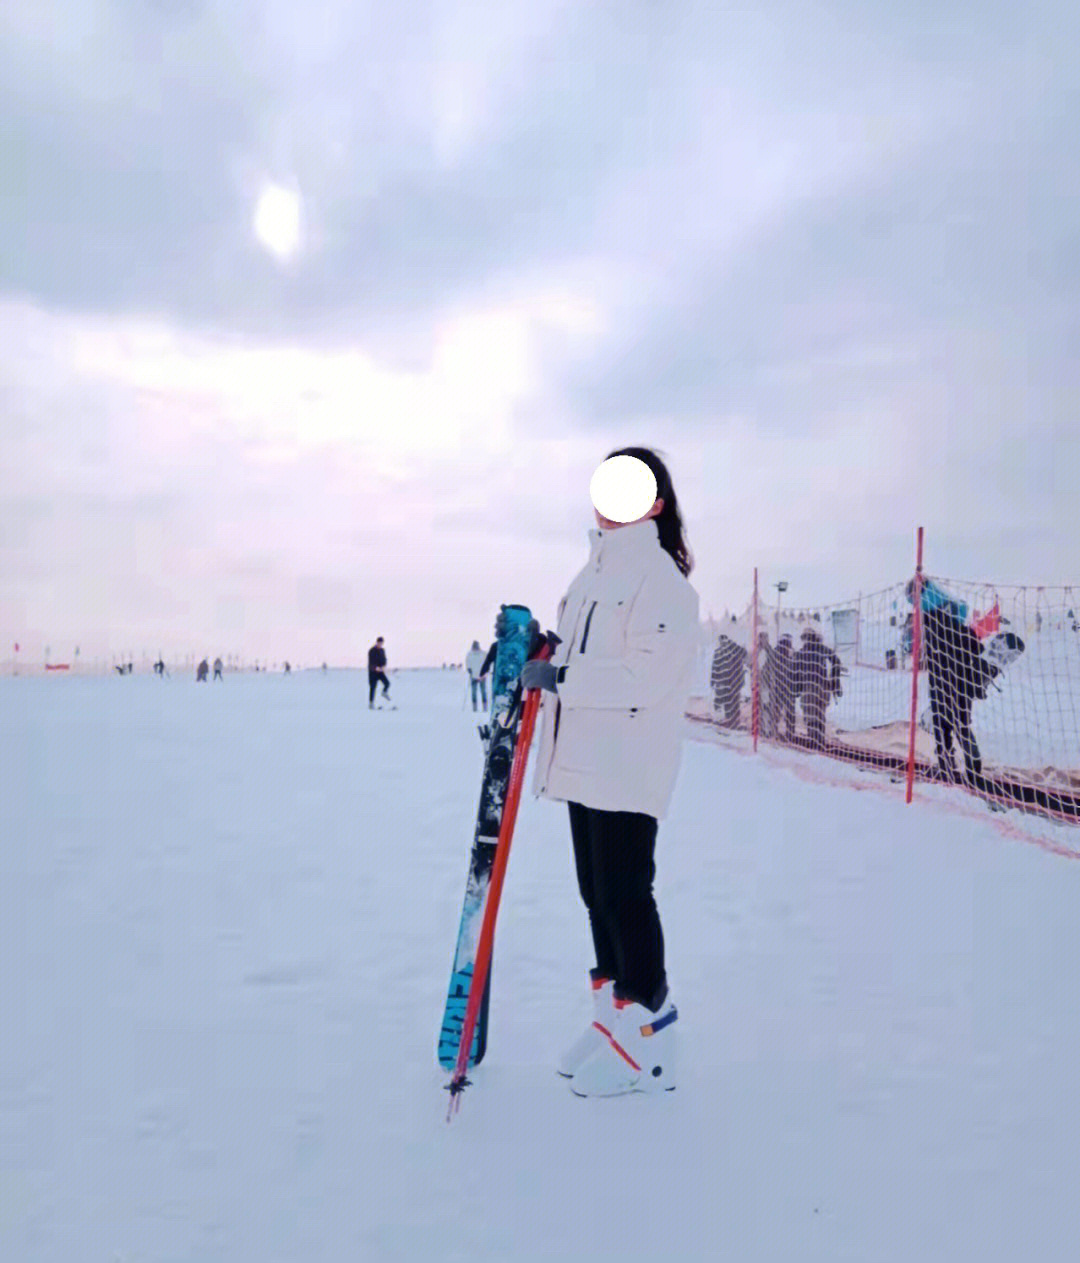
[{"xmin": 971, "ymin": 602, "xmax": 1001, "ymax": 639}]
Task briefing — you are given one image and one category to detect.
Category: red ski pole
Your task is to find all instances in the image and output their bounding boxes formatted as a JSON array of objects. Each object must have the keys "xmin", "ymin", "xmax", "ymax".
[{"xmin": 446, "ymin": 636, "xmax": 555, "ymax": 1119}]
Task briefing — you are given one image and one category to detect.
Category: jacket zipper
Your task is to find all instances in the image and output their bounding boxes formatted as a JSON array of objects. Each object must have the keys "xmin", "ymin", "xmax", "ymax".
[
  {"xmin": 579, "ymin": 601, "xmax": 597, "ymax": 654},
  {"xmin": 540, "ymin": 595, "xmax": 591, "ymax": 789}
]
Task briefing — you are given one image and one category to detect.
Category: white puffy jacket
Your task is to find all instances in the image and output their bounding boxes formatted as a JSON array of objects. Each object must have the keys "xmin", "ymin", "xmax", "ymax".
[
  {"xmin": 532, "ymin": 518, "xmax": 700, "ymax": 820},
  {"xmin": 465, "ymin": 648, "xmax": 487, "ymax": 679}
]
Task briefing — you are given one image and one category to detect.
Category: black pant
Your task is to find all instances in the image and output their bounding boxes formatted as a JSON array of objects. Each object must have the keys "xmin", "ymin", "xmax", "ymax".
[
  {"xmin": 800, "ymin": 685, "xmax": 829, "ymax": 749},
  {"xmin": 368, "ymin": 670, "xmax": 390, "ymax": 704},
  {"xmin": 567, "ymin": 802, "xmax": 666, "ymax": 1011},
  {"xmin": 930, "ymin": 686, "xmax": 981, "ymax": 778},
  {"xmin": 773, "ymin": 690, "xmax": 796, "ymax": 741},
  {"xmin": 713, "ymin": 686, "xmax": 741, "ymax": 725}
]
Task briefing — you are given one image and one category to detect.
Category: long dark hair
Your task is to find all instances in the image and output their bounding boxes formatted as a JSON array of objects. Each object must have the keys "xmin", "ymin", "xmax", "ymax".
[{"xmin": 604, "ymin": 446, "xmax": 694, "ymax": 578}]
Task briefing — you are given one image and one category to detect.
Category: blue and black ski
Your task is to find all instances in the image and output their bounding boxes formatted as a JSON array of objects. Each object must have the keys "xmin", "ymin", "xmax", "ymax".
[{"xmin": 438, "ymin": 604, "xmax": 534, "ymax": 1071}]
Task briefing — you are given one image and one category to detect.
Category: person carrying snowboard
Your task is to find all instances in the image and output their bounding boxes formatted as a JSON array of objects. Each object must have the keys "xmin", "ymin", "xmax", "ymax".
[
  {"xmin": 464, "ymin": 640, "xmax": 489, "ymax": 711},
  {"xmin": 367, "ymin": 637, "xmax": 391, "ymax": 708},
  {"xmin": 908, "ymin": 579, "xmax": 997, "ymax": 783},
  {"xmin": 520, "ymin": 447, "xmax": 699, "ymax": 1097}
]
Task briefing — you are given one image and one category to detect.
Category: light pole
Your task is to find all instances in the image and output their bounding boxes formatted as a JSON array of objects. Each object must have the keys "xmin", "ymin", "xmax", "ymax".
[{"xmin": 775, "ymin": 581, "xmax": 788, "ymax": 641}]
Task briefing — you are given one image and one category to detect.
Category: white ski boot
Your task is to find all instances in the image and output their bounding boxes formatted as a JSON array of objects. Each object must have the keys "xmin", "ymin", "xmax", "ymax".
[
  {"xmin": 570, "ymin": 995, "xmax": 678, "ymax": 1097},
  {"xmin": 556, "ymin": 975, "xmax": 614, "ymax": 1079}
]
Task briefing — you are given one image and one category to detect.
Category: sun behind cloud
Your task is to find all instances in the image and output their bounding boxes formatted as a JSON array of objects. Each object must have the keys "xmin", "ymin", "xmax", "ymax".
[{"xmin": 253, "ymin": 182, "xmax": 302, "ymax": 261}]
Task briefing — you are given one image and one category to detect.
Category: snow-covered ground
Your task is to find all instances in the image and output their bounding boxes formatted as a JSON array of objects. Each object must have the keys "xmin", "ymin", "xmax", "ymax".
[{"xmin": 3, "ymin": 669, "xmax": 1080, "ymax": 1262}]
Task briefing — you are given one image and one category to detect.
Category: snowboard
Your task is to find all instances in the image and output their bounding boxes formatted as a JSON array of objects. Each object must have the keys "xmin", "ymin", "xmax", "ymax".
[
  {"xmin": 984, "ymin": 630, "xmax": 1025, "ymax": 672},
  {"xmin": 438, "ymin": 604, "xmax": 535, "ymax": 1071}
]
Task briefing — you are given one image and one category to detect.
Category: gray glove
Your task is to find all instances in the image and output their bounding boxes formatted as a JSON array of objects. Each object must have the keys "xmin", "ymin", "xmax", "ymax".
[{"xmin": 520, "ymin": 660, "xmax": 560, "ymax": 693}]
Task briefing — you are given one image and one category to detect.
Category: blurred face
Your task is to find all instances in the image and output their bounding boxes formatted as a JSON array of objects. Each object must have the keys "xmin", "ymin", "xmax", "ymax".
[{"xmin": 590, "ymin": 455, "xmax": 663, "ymax": 529}]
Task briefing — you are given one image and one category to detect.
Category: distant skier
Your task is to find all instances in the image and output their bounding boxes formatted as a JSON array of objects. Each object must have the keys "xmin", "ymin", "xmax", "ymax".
[
  {"xmin": 523, "ymin": 447, "xmax": 698, "ymax": 1097},
  {"xmin": 283, "ymin": 661, "xmax": 291, "ymax": 674},
  {"xmin": 213, "ymin": 657, "xmax": 224, "ymax": 681},
  {"xmin": 196, "ymin": 658, "xmax": 209, "ymax": 682},
  {"xmin": 367, "ymin": 637, "xmax": 391, "ymax": 708},
  {"xmin": 908, "ymin": 579, "xmax": 997, "ymax": 783},
  {"xmin": 793, "ymin": 627, "xmax": 842, "ymax": 749},
  {"xmin": 464, "ymin": 640, "xmax": 489, "ymax": 711},
  {"xmin": 710, "ymin": 633, "xmax": 746, "ymax": 726},
  {"xmin": 153, "ymin": 657, "xmax": 166, "ymax": 677}
]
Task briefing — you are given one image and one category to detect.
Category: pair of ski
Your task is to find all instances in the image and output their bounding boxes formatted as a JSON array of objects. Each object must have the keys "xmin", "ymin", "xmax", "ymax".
[{"xmin": 437, "ymin": 605, "xmax": 557, "ymax": 1117}]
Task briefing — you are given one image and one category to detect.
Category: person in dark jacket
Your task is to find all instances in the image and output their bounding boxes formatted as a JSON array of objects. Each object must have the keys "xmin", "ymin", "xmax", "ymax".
[
  {"xmin": 196, "ymin": 658, "xmax": 209, "ymax": 682},
  {"xmin": 771, "ymin": 634, "xmax": 797, "ymax": 741},
  {"xmin": 367, "ymin": 637, "xmax": 390, "ymax": 708},
  {"xmin": 710, "ymin": 634, "xmax": 747, "ymax": 726},
  {"xmin": 909, "ymin": 581, "xmax": 997, "ymax": 782},
  {"xmin": 793, "ymin": 627, "xmax": 842, "ymax": 749},
  {"xmin": 756, "ymin": 631, "xmax": 777, "ymax": 737}
]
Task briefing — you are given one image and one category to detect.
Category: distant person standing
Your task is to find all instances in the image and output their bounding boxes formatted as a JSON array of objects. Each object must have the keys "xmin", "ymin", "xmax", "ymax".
[
  {"xmin": 465, "ymin": 640, "xmax": 489, "ymax": 711},
  {"xmin": 755, "ymin": 631, "xmax": 776, "ymax": 737},
  {"xmin": 710, "ymin": 633, "xmax": 747, "ymax": 726},
  {"xmin": 153, "ymin": 657, "xmax": 166, "ymax": 677},
  {"xmin": 368, "ymin": 637, "xmax": 391, "ymax": 708},
  {"xmin": 771, "ymin": 634, "xmax": 797, "ymax": 741},
  {"xmin": 196, "ymin": 658, "xmax": 209, "ymax": 682},
  {"xmin": 793, "ymin": 627, "xmax": 842, "ymax": 749},
  {"xmin": 213, "ymin": 657, "xmax": 224, "ymax": 681}
]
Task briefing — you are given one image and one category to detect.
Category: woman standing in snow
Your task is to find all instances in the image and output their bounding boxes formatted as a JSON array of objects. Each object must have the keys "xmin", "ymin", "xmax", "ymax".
[{"xmin": 520, "ymin": 447, "xmax": 699, "ymax": 1097}]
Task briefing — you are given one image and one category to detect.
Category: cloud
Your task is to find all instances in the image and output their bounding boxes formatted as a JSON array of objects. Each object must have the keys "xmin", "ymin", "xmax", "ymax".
[
  {"xmin": 2, "ymin": 1, "xmax": 1079, "ymax": 662},
  {"xmin": 0, "ymin": 0, "xmax": 1000, "ymax": 333}
]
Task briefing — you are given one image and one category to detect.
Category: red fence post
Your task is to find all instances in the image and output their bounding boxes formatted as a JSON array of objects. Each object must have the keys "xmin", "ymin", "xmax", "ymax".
[{"xmin": 904, "ymin": 526, "xmax": 925, "ymax": 804}]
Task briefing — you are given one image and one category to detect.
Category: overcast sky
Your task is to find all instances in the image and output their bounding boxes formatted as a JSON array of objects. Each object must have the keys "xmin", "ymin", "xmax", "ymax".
[{"xmin": 3, "ymin": 0, "xmax": 1078, "ymax": 667}]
